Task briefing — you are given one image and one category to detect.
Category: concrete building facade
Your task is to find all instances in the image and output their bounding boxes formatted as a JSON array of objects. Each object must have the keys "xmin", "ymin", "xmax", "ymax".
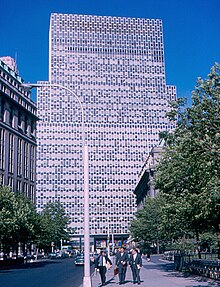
[
  {"xmin": 0, "ymin": 57, "xmax": 38, "ymax": 202},
  {"xmin": 36, "ymin": 14, "xmax": 176, "ymax": 238}
]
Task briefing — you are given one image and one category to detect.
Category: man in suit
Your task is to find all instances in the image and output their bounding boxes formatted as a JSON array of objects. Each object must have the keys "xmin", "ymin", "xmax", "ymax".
[
  {"xmin": 115, "ymin": 246, "xmax": 129, "ymax": 285},
  {"xmin": 95, "ymin": 250, "xmax": 112, "ymax": 286},
  {"xmin": 129, "ymin": 248, "xmax": 142, "ymax": 284}
]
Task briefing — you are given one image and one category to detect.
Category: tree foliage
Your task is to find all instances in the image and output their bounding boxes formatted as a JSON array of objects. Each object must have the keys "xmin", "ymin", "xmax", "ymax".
[
  {"xmin": 38, "ymin": 201, "xmax": 70, "ymax": 251},
  {"xmin": 156, "ymin": 63, "xmax": 220, "ymax": 236},
  {"xmin": 0, "ymin": 187, "xmax": 70, "ymax": 253},
  {"xmin": 130, "ymin": 63, "xmax": 220, "ymax": 252},
  {"xmin": 0, "ymin": 186, "xmax": 39, "ymax": 252},
  {"xmin": 129, "ymin": 195, "xmax": 165, "ymax": 242},
  {"xmin": 0, "ymin": 186, "xmax": 17, "ymax": 246}
]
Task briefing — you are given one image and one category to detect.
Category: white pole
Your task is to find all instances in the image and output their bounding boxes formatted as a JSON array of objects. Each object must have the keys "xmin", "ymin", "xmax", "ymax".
[
  {"xmin": 107, "ymin": 220, "xmax": 110, "ymax": 257},
  {"xmin": 112, "ymin": 233, "xmax": 114, "ymax": 254},
  {"xmin": 21, "ymin": 83, "xmax": 91, "ymax": 287},
  {"xmin": 83, "ymin": 144, "xmax": 91, "ymax": 287}
]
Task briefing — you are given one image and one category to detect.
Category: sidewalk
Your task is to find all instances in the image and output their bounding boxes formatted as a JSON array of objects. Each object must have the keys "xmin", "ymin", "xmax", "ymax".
[{"xmin": 88, "ymin": 257, "xmax": 220, "ymax": 287}]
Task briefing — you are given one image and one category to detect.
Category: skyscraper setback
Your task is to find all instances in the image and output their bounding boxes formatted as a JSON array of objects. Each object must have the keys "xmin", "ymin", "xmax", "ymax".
[{"xmin": 36, "ymin": 13, "xmax": 176, "ymax": 237}]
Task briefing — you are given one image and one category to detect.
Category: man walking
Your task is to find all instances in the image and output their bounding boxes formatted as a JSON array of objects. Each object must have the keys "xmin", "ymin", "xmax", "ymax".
[
  {"xmin": 115, "ymin": 246, "xmax": 129, "ymax": 285},
  {"xmin": 129, "ymin": 248, "xmax": 142, "ymax": 284},
  {"xmin": 95, "ymin": 250, "xmax": 112, "ymax": 286}
]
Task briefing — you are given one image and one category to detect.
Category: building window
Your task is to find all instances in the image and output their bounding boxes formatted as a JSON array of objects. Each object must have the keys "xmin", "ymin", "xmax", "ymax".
[
  {"xmin": 17, "ymin": 180, "xmax": 22, "ymax": 192},
  {"xmin": 0, "ymin": 173, "xmax": 3, "ymax": 186},
  {"xmin": 30, "ymin": 184, "xmax": 35, "ymax": 203},
  {"xmin": 0, "ymin": 128, "xmax": 5, "ymax": 170},
  {"xmin": 8, "ymin": 133, "xmax": 14, "ymax": 173},
  {"xmin": 17, "ymin": 138, "xmax": 22, "ymax": 176},
  {"xmin": 31, "ymin": 120, "xmax": 35, "ymax": 134},
  {"xmin": 24, "ymin": 182, "xmax": 28, "ymax": 197},
  {"xmin": 9, "ymin": 106, "xmax": 14, "ymax": 126},
  {"xmin": 8, "ymin": 176, "xmax": 13, "ymax": 188},
  {"xmin": 30, "ymin": 145, "xmax": 35, "ymax": 181},
  {"xmin": 24, "ymin": 142, "xmax": 29, "ymax": 179},
  {"xmin": 24, "ymin": 116, "xmax": 28, "ymax": 134},
  {"xmin": 18, "ymin": 111, "xmax": 22, "ymax": 127},
  {"xmin": 0, "ymin": 98, "xmax": 5, "ymax": 121}
]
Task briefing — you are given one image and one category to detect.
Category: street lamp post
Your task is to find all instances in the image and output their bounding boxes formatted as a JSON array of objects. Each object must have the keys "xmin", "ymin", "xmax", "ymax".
[
  {"xmin": 112, "ymin": 232, "xmax": 114, "ymax": 254},
  {"xmin": 107, "ymin": 218, "xmax": 110, "ymax": 258},
  {"xmin": 22, "ymin": 83, "xmax": 91, "ymax": 287}
]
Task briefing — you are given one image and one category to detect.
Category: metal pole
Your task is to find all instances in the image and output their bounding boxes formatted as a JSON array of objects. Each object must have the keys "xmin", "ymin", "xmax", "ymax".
[
  {"xmin": 112, "ymin": 232, "xmax": 114, "ymax": 254},
  {"xmin": 107, "ymin": 219, "xmax": 110, "ymax": 257},
  {"xmin": 83, "ymin": 144, "xmax": 91, "ymax": 286},
  {"xmin": 21, "ymin": 83, "xmax": 91, "ymax": 287},
  {"xmin": 80, "ymin": 236, "xmax": 82, "ymax": 253}
]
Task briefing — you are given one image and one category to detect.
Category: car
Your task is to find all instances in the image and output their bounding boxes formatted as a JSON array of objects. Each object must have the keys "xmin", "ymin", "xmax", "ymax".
[
  {"xmin": 35, "ymin": 252, "xmax": 45, "ymax": 259},
  {"xmin": 48, "ymin": 252, "xmax": 59, "ymax": 259},
  {"xmin": 25, "ymin": 254, "xmax": 35, "ymax": 261},
  {"xmin": 74, "ymin": 255, "xmax": 84, "ymax": 266},
  {"xmin": 56, "ymin": 252, "xmax": 63, "ymax": 258}
]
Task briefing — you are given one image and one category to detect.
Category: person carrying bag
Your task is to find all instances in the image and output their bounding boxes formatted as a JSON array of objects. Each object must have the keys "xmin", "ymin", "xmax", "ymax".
[{"xmin": 95, "ymin": 250, "xmax": 112, "ymax": 286}]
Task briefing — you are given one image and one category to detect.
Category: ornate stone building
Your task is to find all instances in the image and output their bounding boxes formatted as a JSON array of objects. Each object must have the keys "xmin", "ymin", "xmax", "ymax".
[
  {"xmin": 0, "ymin": 57, "xmax": 38, "ymax": 202},
  {"xmin": 134, "ymin": 139, "xmax": 165, "ymax": 208}
]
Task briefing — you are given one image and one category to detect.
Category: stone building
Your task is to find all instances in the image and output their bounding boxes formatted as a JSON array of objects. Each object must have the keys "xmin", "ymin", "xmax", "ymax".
[
  {"xmin": 0, "ymin": 57, "xmax": 38, "ymax": 202},
  {"xmin": 134, "ymin": 139, "xmax": 165, "ymax": 208}
]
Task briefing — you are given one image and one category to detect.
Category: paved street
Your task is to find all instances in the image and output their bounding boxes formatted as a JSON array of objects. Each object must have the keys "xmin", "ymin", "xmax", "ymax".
[
  {"xmin": 89, "ymin": 255, "xmax": 220, "ymax": 287},
  {"xmin": 0, "ymin": 258, "xmax": 85, "ymax": 287}
]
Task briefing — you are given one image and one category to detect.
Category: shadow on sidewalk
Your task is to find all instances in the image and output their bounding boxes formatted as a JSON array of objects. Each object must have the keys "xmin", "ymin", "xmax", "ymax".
[
  {"xmin": 96, "ymin": 277, "xmax": 144, "ymax": 286},
  {"xmin": 144, "ymin": 259, "xmax": 219, "ymax": 286}
]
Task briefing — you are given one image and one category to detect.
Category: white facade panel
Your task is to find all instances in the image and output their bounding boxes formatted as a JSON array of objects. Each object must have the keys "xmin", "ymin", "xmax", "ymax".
[{"xmin": 36, "ymin": 14, "xmax": 176, "ymax": 236}]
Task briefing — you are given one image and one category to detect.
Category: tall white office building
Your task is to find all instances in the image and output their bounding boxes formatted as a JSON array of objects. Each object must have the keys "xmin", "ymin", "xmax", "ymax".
[{"xmin": 36, "ymin": 13, "xmax": 176, "ymax": 239}]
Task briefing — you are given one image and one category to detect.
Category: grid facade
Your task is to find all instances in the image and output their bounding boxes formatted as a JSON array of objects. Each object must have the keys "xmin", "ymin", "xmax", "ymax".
[{"xmin": 36, "ymin": 13, "xmax": 176, "ymax": 236}]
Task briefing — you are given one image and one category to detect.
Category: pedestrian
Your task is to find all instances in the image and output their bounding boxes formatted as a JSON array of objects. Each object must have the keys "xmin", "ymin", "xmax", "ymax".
[
  {"xmin": 95, "ymin": 250, "xmax": 112, "ymax": 286},
  {"xmin": 129, "ymin": 248, "xmax": 142, "ymax": 285},
  {"xmin": 115, "ymin": 246, "xmax": 129, "ymax": 285}
]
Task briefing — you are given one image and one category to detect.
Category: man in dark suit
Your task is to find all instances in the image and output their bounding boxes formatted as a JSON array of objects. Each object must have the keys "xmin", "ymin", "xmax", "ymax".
[
  {"xmin": 129, "ymin": 248, "xmax": 142, "ymax": 284},
  {"xmin": 115, "ymin": 246, "xmax": 129, "ymax": 285},
  {"xmin": 95, "ymin": 250, "xmax": 112, "ymax": 286}
]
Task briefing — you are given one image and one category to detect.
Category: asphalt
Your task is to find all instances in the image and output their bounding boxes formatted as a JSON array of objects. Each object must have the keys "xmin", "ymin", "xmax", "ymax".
[{"xmin": 85, "ymin": 256, "xmax": 220, "ymax": 287}]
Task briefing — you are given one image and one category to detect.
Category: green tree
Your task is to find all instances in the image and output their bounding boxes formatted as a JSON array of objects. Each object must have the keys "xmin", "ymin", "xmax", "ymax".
[
  {"xmin": 0, "ymin": 186, "xmax": 39, "ymax": 255},
  {"xmin": 39, "ymin": 201, "xmax": 69, "ymax": 252},
  {"xmin": 0, "ymin": 186, "xmax": 17, "ymax": 252},
  {"xmin": 12, "ymin": 193, "xmax": 40, "ymax": 254},
  {"xmin": 129, "ymin": 195, "xmax": 167, "ymax": 253},
  {"xmin": 155, "ymin": 63, "xmax": 220, "ymax": 255}
]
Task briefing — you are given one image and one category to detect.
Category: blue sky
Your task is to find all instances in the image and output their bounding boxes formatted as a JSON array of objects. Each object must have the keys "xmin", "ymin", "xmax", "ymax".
[{"xmin": 0, "ymin": 0, "xmax": 219, "ymax": 104}]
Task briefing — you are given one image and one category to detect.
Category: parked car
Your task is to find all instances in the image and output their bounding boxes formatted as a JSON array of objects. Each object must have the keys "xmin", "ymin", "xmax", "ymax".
[
  {"xmin": 36, "ymin": 252, "xmax": 45, "ymax": 259},
  {"xmin": 48, "ymin": 252, "xmax": 59, "ymax": 259},
  {"xmin": 25, "ymin": 254, "xmax": 35, "ymax": 261},
  {"xmin": 74, "ymin": 255, "xmax": 84, "ymax": 266}
]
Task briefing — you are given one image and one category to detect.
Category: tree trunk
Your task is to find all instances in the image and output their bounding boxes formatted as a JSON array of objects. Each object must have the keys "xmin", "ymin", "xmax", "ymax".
[
  {"xmin": 216, "ymin": 232, "xmax": 220, "ymax": 259},
  {"xmin": 157, "ymin": 239, "xmax": 160, "ymax": 254},
  {"xmin": 15, "ymin": 242, "xmax": 19, "ymax": 259},
  {"xmin": 195, "ymin": 230, "xmax": 201, "ymax": 259}
]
